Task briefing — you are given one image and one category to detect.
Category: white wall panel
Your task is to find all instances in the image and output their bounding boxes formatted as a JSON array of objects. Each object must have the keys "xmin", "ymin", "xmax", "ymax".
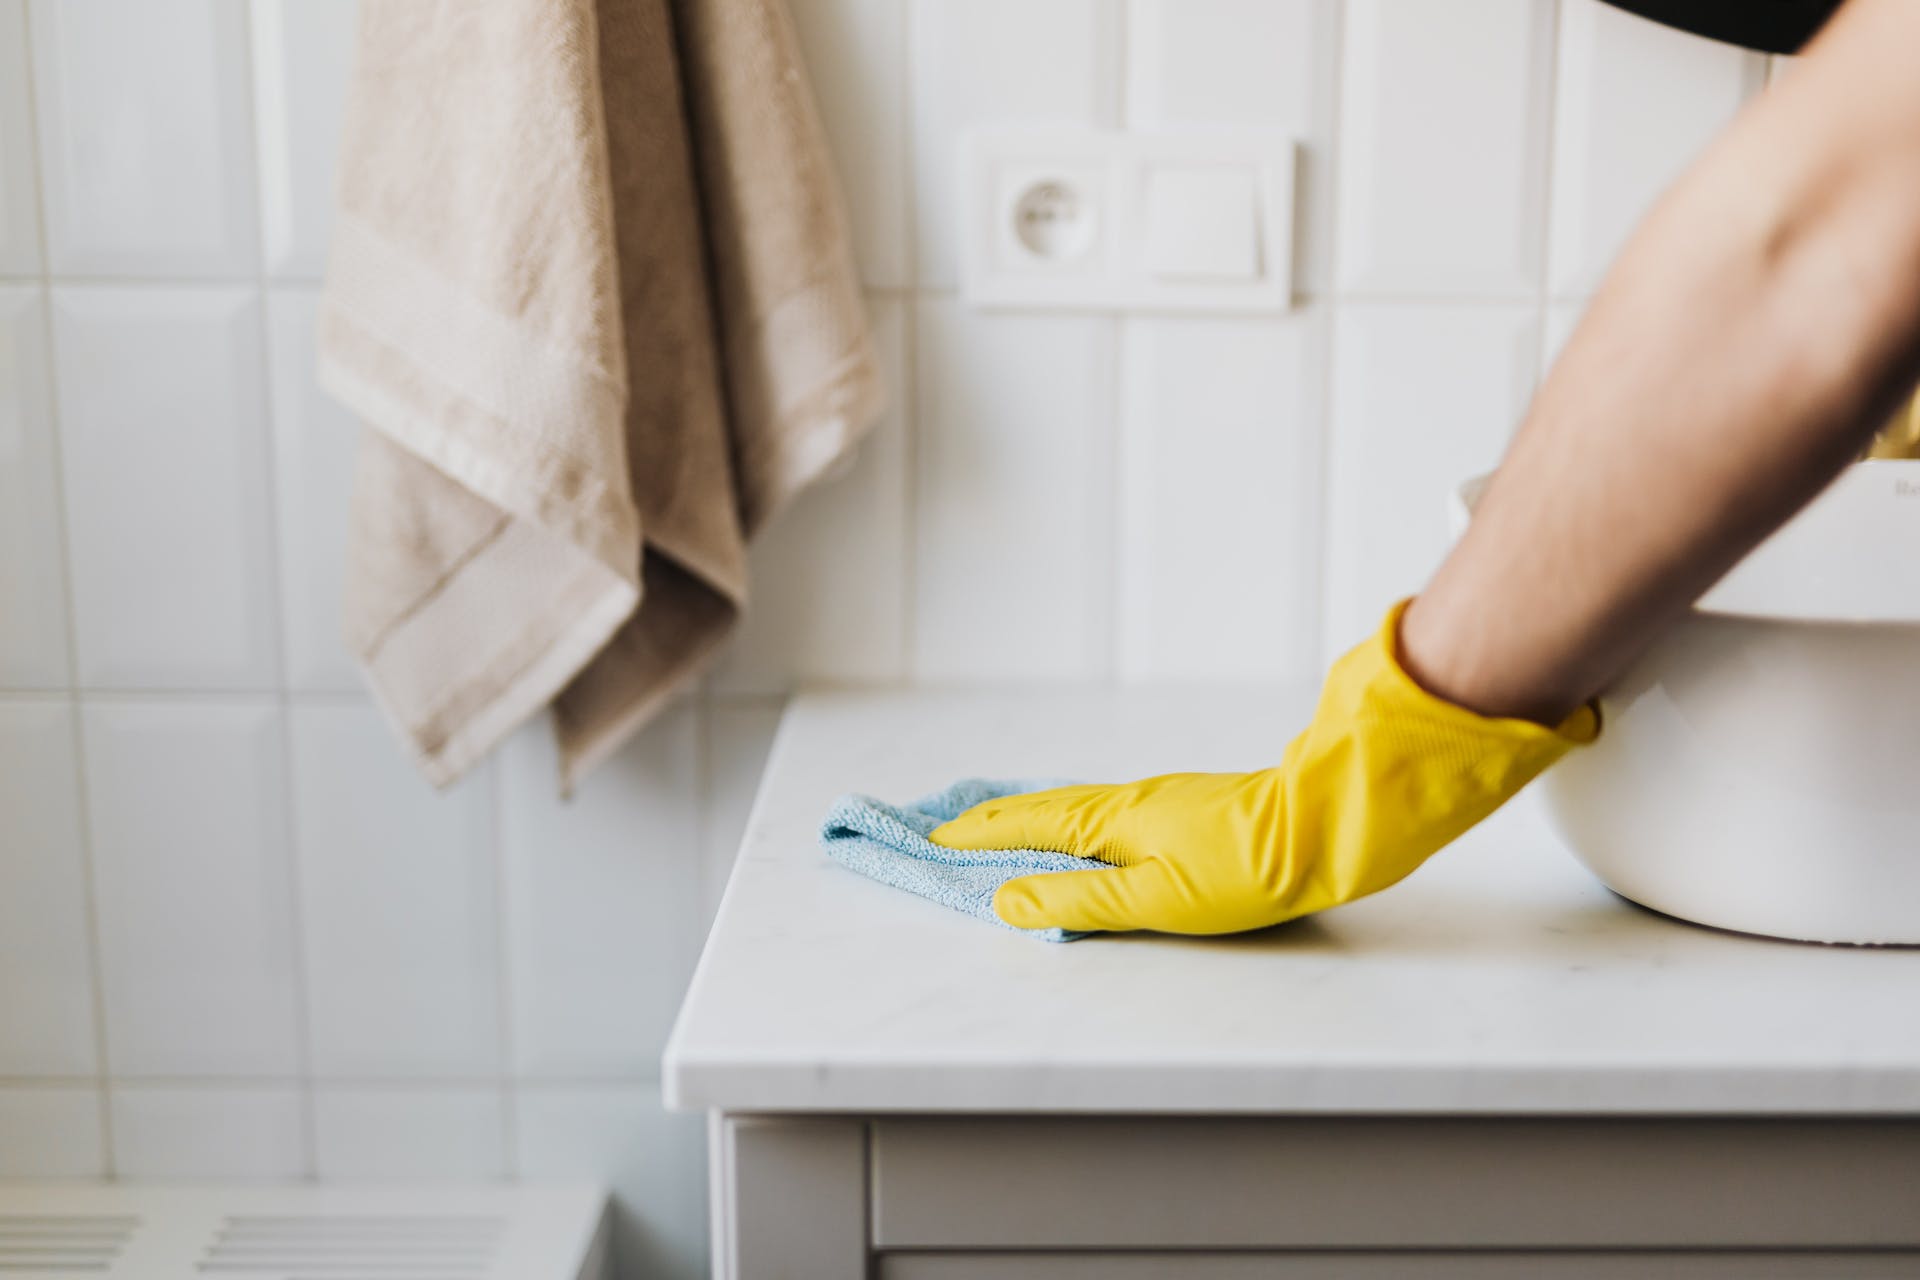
[
  {"xmin": 111, "ymin": 1086, "xmax": 307, "ymax": 1179},
  {"xmin": 789, "ymin": 0, "xmax": 910, "ymax": 288},
  {"xmin": 1126, "ymin": 0, "xmax": 1336, "ymax": 293},
  {"xmin": 313, "ymin": 1088, "xmax": 509, "ymax": 1180},
  {"xmin": 0, "ymin": 1087, "xmax": 104, "ymax": 1177},
  {"xmin": 909, "ymin": 0, "xmax": 1121, "ymax": 287},
  {"xmin": 292, "ymin": 703, "xmax": 500, "ymax": 1079},
  {"xmin": 1324, "ymin": 304, "xmax": 1539, "ymax": 655},
  {"xmin": 913, "ymin": 299, "xmax": 1113, "ymax": 681},
  {"xmin": 53, "ymin": 288, "xmax": 278, "ymax": 690},
  {"xmin": 1548, "ymin": 0, "xmax": 1762, "ymax": 297},
  {"xmin": 500, "ymin": 706, "xmax": 701, "ymax": 1078},
  {"xmin": 0, "ymin": 699, "xmax": 96, "ymax": 1076},
  {"xmin": 266, "ymin": 289, "xmax": 359, "ymax": 691},
  {"xmin": 84, "ymin": 700, "xmax": 300, "ymax": 1077},
  {"xmin": 1335, "ymin": 0, "xmax": 1556, "ymax": 296},
  {"xmin": 701, "ymin": 702, "xmax": 783, "ymax": 924},
  {"xmin": 717, "ymin": 296, "xmax": 908, "ymax": 692},
  {"xmin": 1118, "ymin": 311, "xmax": 1326, "ymax": 682},
  {"xmin": 0, "ymin": 288, "xmax": 71, "ymax": 686},
  {"xmin": 31, "ymin": 0, "xmax": 258, "ymax": 276},
  {"xmin": 250, "ymin": 0, "xmax": 357, "ymax": 278},
  {"xmin": 0, "ymin": 0, "xmax": 41, "ymax": 276}
]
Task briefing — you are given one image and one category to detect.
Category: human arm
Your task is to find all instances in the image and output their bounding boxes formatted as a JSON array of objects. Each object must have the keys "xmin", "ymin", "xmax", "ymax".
[{"xmin": 934, "ymin": 0, "xmax": 1920, "ymax": 935}]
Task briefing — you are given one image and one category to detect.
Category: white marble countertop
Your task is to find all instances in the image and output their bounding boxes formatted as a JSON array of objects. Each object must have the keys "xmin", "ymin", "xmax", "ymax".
[{"xmin": 663, "ymin": 689, "xmax": 1920, "ymax": 1116}]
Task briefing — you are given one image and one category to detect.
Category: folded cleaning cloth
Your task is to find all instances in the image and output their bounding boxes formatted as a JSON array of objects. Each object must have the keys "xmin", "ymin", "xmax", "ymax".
[
  {"xmin": 821, "ymin": 781, "xmax": 1106, "ymax": 943},
  {"xmin": 319, "ymin": 0, "xmax": 883, "ymax": 790}
]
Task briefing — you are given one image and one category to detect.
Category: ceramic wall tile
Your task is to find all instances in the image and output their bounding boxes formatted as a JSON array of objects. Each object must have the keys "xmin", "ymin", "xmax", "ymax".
[
  {"xmin": 53, "ymin": 287, "xmax": 278, "ymax": 690},
  {"xmin": 110, "ymin": 1086, "xmax": 307, "ymax": 1179},
  {"xmin": 499, "ymin": 705, "xmax": 701, "ymax": 1078},
  {"xmin": 266, "ymin": 289, "xmax": 360, "ymax": 691},
  {"xmin": 312, "ymin": 1088, "xmax": 509, "ymax": 1180},
  {"xmin": 1335, "ymin": 0, "xmax": 1556, "ymax": 297},
  {"xmin": 291, "ymin": 702, "xmax": 500, "ymax": 1079},
  {"xmin": 788, "ymin": 0, "xmax": 910, "ymax": 288},
  {"xmin": 0, "ymin": 288, "xmax": 70, "ymax": 687},
  {"xmin": 0, "ymin": 0, "xmax": 41, "ymax": 276},
  {"xmin": 0, "ymin": 698, "xmax": 96, "ymax": 1076},
  {"xmin": 0, "ymin": 1087, "xmax": 104, "ymax": 1178},
  {"xmin": 84, "ymin": 699, "xmax": 300, "ymax": 1077},
  {"xmin": 913, "ymin": 298, "xmax": 1113, "ymax": 681},
  {"xmin": 1323, "ymin": 303, "xmax": 1540, "ymax": 654},
  {"xmin": 700, "ymin": 701, "xmax": 783, "ymax": 925},
  {"xmin": 909, "ymin": 0, "xmax": 1121, "ymax": 288},
  {"xmin": 249, "ymin": 0, "xmax": 357, "ymax": 278},
  {"xmin": 31, "ymin": 0, "xmax": 258, "ymax": 276},
  {"xmin": 1548, "ymin": 0, "xmax": 1762, "ymax": 297},
  {"xmin": 1125, "ymin": 0, "xmax": 1336, "ymax": 293},
  {"xmin": 1117, "ymin": 310, "xmax": 1326, "ymax": 682},
  {"xmin": 715, "ymin": 296, "xmax": 907, "ymax": 693}
]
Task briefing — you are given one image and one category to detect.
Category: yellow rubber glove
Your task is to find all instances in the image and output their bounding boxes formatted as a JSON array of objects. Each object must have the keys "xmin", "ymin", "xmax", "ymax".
[{"xmin": 929, "ymin": 601, "xmax": 1599, "ymax": 935}]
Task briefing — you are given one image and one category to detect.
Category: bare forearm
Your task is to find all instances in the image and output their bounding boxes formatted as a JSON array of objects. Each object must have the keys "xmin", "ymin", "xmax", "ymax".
[{"xmin": 1401, "ymin": 0, "xmax": 1920, "ymax": 723}]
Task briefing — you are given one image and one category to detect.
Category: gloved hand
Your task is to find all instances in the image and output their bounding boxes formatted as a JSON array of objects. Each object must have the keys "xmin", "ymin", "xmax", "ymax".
[{"xmin": 929, "ymin": 601, "xmax": 1599, "ymax": 935}]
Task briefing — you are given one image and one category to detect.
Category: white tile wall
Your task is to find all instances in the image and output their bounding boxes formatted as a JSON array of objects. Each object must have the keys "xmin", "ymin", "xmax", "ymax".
[
  {"xmin": 498, "ymin": 706, "xmax": 701, "ymax": 1079},
  {"xmin": 1324, "ymin": 303, "xmax": 1540, "ymax": 654},
  {"xmin": 1125, "ymin": 0, "xmax": 1338, "ymax": 293},
  {"xmin": 0, "ymin": 2, "xmax": 1762, "ymax": 1275},
  {"xmin": 1548, "ymin": 0, "xmax": 1762, "ymax": 297},
  {"xmin": 913, "ymin": 299, "xmax": 1114, "ymax": 681},
  {"xmin": 30, "ymin": 0, "xmax": 259, "ymax": 277},
  {"xmin": 0, "ymin": 699, "xmax": 95, "ymax": 1077},
  {"xmin": 715, "ymin": 297, "xmax": 910, "ymax": 693},
  {"xmin": 789, "ymin": 0, "xmax": 910, "ymax": 288},
  {"xmin": 53, "ymin": 287, "xmax": 279, "ymax": 690},
  {"xmin": 0, "ymin": 1086, "xmax": 103, "ymax": 1178},
  {"xmin": 312, "ymin": 1087, "xmax": 510, "ymax": 1181},
  {"xmin": 0, "ymin": 0, "xmax": 41, "ymax": 276},
  {"xmin": 909, "ymin": 0, "xmax": 1122, "ymax": 287},
  {"xmin": 249, "ymin": 0, "xmax": 357, "ymax": 279},
  {"xmin": 265, "ymin": 288, "xmax": 360, "ymax": 691},
  {"xmin": 0, "ymin": 288, "xmax": 70, "ymax": 686},
  {"xmin": 84, "ymin": 700, "xmax": 300, "ymax": 1078},
  {"xmin": 291, "ymin": 703, "xmax": 501, "ymax": 1079},
  {"xmin": 110, "ymin": 1085, "xmax": 307, "ymax": 1180},
  {"xmin": 1118, "ymin": 311, "xmax": 1327, "ymax": 682},
  {"xmin": 1336, "ymin": 0, "xmax": 1557, "ymax": 297}
]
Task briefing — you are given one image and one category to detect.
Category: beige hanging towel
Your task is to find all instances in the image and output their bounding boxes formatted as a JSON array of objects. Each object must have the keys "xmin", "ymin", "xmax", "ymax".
[{"xmin": 318, "ymin": 0, "xmax": 883, "ymax": 789}]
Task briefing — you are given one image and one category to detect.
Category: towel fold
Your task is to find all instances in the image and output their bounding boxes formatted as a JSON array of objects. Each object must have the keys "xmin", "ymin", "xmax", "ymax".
[
  {"xmin": 319, "ymin": 0, "xmax": 883, "ymax": 789},
  {"xmin": 821, "ymin": 781, "xmax": 1105, "ymax": 943}
]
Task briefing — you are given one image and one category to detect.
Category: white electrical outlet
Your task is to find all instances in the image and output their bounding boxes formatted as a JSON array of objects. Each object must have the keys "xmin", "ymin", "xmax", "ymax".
[{"xmin": 962, "ymin": 129, "xmax": 1296, "ymax": 313}]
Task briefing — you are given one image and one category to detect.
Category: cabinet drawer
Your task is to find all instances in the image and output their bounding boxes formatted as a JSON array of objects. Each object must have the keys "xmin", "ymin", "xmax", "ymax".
[
  {"xmin": 871, "ymin": 1117, "xmax": 1920, "ymax": 1250},
  {"xmin": 879, "ymin": 1252, "xmax": 1920, "ymax": 1279}
]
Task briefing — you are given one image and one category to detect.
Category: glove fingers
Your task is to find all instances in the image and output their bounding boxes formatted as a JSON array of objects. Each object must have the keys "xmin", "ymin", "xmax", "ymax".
[
  {"xmin": 993, "ymin": 860, "xmax": 1180, "ymax": 933},
  {"xmin": 930, "ymin": 785, "xmax": 1113, "ymax": 859}
]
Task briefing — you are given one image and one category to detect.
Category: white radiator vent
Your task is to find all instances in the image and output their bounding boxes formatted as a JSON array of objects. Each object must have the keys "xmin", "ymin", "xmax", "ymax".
[
  {"xmin": 0, "ymin": 1212, "xmax": 138, "ymax": 1271},
  {"xmin": 0, "ymin": 1185, "xmax": 607, "ymax": 1280}
]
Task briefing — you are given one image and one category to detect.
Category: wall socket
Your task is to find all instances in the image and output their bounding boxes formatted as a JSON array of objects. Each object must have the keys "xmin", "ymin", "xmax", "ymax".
[{"xmin": 961, "ymin": 129, "xmax": 1296, "ymax": 313}]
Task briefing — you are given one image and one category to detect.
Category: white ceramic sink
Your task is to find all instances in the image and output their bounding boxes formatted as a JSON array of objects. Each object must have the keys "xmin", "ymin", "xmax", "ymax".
[{"xmin": 1452, "ymin": 463, "xmax": 1920, "ymax": 945}]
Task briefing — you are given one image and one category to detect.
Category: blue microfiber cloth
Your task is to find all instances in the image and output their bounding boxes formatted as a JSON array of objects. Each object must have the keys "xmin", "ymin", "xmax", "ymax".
[{"xmin": 821, "ymin": 779, "xmax": 1105, "ymax": 942}]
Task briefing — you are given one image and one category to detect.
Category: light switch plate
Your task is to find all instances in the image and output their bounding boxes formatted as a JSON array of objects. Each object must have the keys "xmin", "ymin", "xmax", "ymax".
[{"xmin": 962, "ymin": 129, "xmax": 1296, "ymax": 312}]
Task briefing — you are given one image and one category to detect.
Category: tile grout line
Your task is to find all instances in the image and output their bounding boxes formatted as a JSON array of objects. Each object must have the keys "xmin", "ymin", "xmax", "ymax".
[
  {"xmin": 1312, "ymin": 0, "xmax": 1353, "ymax": 672},
  {"xmin": 1103, "ymin": 0, "xmax": 1129, "ymax": 686},
  {"xmin": 484, "ymin": 753, "xmax": 521, "ymax": 1183},
  {"xmin": 898, "ymin": 0, "xmax": 922, "ymax": 682},
  {"xmin": 235, "ymin": 0, "xmax": 320, "ymax": 1183},
  {"xmin": 15, "ymin": 0, "xmax": 117, "ymax": 1180},
  {"xmin": 1531, "ymin": 0, "xmax": 1568, "ymax": 388}
]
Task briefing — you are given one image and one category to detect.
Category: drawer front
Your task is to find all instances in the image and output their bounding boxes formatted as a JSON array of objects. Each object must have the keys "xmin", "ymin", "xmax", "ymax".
[
  {"xmin": 879, "ymin": 1252, "xmax": 1920, "ymax": 1279},
  {"xmin": 871, "ymin": 1117, "xmax": 1920, "ymax": 1250}
]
